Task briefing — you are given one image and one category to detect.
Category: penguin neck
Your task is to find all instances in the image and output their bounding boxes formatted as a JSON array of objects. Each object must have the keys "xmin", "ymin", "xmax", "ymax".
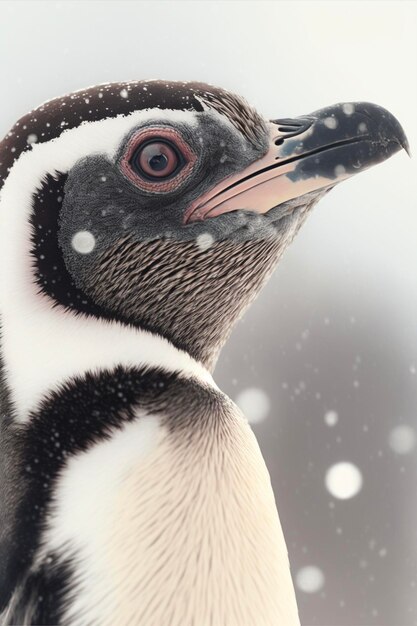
[{"xmin": 79, "ymin": 236, "xmax": 285, "ymax": 372}]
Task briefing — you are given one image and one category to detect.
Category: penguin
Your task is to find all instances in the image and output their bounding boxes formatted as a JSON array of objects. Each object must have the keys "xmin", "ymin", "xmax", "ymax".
[{"xmin": 0, "ymin": 80, "xmax": 408, "ymax": 626}]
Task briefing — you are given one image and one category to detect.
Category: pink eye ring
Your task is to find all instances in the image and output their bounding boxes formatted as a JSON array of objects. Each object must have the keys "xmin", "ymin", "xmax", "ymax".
[{"xmin": 120, "ymin": 126, "xmax": 197, "ymax": 193}]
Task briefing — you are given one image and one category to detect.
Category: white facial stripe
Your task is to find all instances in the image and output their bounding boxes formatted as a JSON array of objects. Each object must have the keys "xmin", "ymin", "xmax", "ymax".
[
  {"xmin": 4, "ymin": 106, "xmax": 199, "ymax": 187},
  {"xmin": 0, "ymin": 109, "xmax": 215, "ymax": 422}
]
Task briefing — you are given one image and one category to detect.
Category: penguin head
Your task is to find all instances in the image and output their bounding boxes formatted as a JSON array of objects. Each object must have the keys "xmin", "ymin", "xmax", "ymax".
[{"xmin": 0, "ymin": 81, "xmax": 408, "ymax": 369}]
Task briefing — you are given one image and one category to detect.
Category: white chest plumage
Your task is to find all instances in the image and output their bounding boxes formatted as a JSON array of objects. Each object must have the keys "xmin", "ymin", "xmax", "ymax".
[{"xmin": 42, "ymin": 405, "xmax": 300, "ymax": 626}]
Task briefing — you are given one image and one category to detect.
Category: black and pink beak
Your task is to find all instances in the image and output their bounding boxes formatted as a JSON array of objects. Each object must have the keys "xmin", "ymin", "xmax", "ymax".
[{"xmin": 184, "ymin": 102, "xmax": 409, "ymax": 223}]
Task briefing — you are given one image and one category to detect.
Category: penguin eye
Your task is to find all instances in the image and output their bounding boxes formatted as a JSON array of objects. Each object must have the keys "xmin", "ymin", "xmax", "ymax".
[
  {"xmin": 131, "ymin": 140, "xmax": 183, "ymax": 181},
  {"xmin": 120, "ymin": 126, "xmax": 197, "ymax": 193}
]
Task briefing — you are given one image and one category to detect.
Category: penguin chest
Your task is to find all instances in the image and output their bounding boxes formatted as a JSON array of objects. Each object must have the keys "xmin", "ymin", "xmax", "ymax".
[{"xmin": 43, "ymin": 409, "xmax": 299, "ymax": 626}]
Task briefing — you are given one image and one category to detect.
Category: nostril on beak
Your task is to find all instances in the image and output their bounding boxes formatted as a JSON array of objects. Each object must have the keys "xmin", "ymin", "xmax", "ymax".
[{"xmin": 270, "ymin": 117, "xmax": 313, "ymax": 138}]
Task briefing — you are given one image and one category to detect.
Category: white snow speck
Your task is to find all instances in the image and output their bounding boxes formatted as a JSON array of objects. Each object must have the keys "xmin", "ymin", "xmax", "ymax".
[
  {"xmin": 296, "ymin": 566, "xmax": 325, "ymax": 593},
  {"xmin": 334, "ymin": 164, "xmax": 346, "ymax": 177},
  {"xmin": 342, "ymin": 103, "xmax": 355, "ymax": 116},
  {"xmin": 324, "ymin": 116, "xmax": 338, "ymax": 129},
  {"xmin": 325, "ymin": 462, "xmax": 363, "ymax": 499},
  {"xmin": 358, "ymin": 122, "xmax": 368, "ymax": 133},
  {"xmin": 388, "ymin": 425, "xmax": 416, "ymax": 455},
  {"xmin": 100, "ymin": 176, "xmax": 107, "ymax": 182},
  {"xmin": 235, "ymin": 387, "xmax": 270, "ymax": 424},
  {"xmin": 98, "ymin": 92, "xmax": 103, "ymax": 99},
  {"xmin": 196, "ymin": 233, "xmax": 214, "ymax": 251},
  {"xmin": 27, "ymin": 133, "xmax": 38, "ymax": 145},
  {"xmin": 324, "ymin": 410, "xmax": 338, "ymax": 427},
  {"xmin": 71, "ymin": 231, "xmax": 96, "ymax": 255},
  {"xmin": 120, "ymin": 89, "xmax": 129, "ymax": 99}
]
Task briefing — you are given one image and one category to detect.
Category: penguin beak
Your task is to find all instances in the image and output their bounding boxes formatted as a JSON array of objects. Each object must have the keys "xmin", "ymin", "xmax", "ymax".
[{"xmin": 184, "ymin": 102, "xmax": 410, "ymax": 223}]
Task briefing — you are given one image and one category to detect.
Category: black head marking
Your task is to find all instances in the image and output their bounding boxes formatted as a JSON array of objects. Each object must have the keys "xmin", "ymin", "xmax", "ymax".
[{"xmin": 30, "ymin": 173, "xmax": 109, "ymax": 319}]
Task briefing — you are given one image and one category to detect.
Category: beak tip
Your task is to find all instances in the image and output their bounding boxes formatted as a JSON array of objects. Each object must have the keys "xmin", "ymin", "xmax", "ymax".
[
  {"xmin": 377, "ymin": 104, "xmax": 411, "ymax": 158},
  {"xmin": 393, "ymin": 127, "xmax": 411, "ymax": 158},
  {"xmin": 390, "ymin": 119, "xmax": 411, "ymax": 158},
  {"xmin": 403, "ymin": 138, "xmax": 412, "ymax": 158}
]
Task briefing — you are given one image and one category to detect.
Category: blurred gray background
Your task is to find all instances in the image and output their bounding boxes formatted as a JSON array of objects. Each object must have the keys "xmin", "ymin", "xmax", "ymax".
[{"xmin": 0, "ymin": 1, "xmax": 416, "ymax": 624}]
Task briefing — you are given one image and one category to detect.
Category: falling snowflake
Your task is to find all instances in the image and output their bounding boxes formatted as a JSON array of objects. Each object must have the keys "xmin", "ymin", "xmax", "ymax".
[
  {"xmin": 325, "ymin": 462, "xmax": 363, "ymax": 499},
  {"xmin": 334, "ymin": 164, "xmax": 346, "ymax": 177},
  {"xmin": 324, "ymin": 410, "xmax": 338, "ymax": 427},
  {"xmin": 342, "ymin": 103, "xmax": 355, "ymax": 116},
  {"xmin": 324, "ymin": 116, "xmax": 338, "ymax": 129},
  {"xmin": 296, "ymin": 566, "xmax": 325, "ymax": 593},
  {"xmin": 388, "ymin": 425, "xmax": 416, "ymax": 455},
  {"xmin": 235, "ymin": 388, "xmax": 270, "ymax": 424},
  {"xmin": 71, "ymin": 231, "xmax": 96, "ymax": 255},
  {"xmin": 196, "ymin": 233, "xmax": 214, "ymax": 251}
]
